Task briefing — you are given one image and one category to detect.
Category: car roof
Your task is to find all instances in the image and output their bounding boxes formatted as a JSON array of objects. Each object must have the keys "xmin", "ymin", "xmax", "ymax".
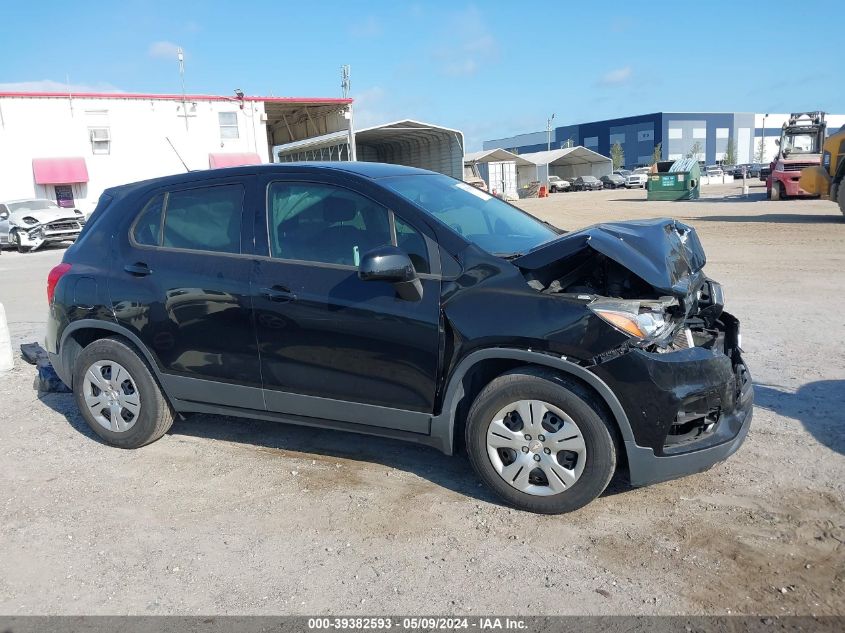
[{"xmin": 103, "ymin": 162, "xmax": 437, "ymax": 197}]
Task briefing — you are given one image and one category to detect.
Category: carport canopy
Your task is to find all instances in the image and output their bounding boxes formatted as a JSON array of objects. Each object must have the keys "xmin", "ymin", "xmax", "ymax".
[{"xmin": 273, "ymin": 119, "xmax": 465, "ymax": 179}]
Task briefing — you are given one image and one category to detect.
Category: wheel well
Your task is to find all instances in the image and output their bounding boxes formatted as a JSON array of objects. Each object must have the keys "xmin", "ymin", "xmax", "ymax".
[
  {"xmin": 62, "ymin": 328, "xmax": 144, "ymax": 388},
  {"xmin": 449, "ymin": 359, "xmax": 628, "ymax": 475}
]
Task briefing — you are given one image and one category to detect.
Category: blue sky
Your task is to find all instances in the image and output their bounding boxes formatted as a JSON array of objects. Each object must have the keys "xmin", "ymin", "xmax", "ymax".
[{"xmin": 1, "ymin": 0, "xmax": 843, "ymax": 150}]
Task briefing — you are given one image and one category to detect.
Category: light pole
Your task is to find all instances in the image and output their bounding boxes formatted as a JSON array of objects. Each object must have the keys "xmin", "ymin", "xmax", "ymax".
[
  {"xmin": 547, "ymin": 113, "xmax": 555, "ymax": 151},
  {"xmin": 761, "ymin": 113, "xmax": 768, "ymax": 163}
]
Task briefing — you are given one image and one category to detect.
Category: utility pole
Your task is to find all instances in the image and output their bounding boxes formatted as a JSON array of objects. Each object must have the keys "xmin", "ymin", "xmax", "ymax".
[
  {"xmin": 761, "ymin": 113, "xmax": 768, "ymax": 163},
  {"xmin": 177, "ymin": 47, "xmax": 188, "ymax": 131},
  {"xmin": 342, "ymin": 65, "xmax": 356, "ymax": 161},
  {"xmin": 547, "ymin": 113, "xmax": 555, "ymax": 151}
]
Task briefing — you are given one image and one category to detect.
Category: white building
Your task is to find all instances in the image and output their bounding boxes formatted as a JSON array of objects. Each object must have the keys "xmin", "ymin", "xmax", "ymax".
[{"xmin": 0, "ymin": 91, "xmax": 351, "ymax": 213}]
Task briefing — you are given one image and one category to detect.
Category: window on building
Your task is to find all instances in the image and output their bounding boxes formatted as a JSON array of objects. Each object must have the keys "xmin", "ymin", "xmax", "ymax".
[
  {"xmin": 609, "ymin": 133, "xmax": 626, "ymax": 145},
  {"xmin": 218, "ymin": 112, "xmax": 240, "ymax": 139},
  {"xmin": 161, "ymin": 185, "xmax": 244, "ymax": 253},
  {"xmin": 692, "ymin": 127, "xmax": 707, "ymax": 139},
  {"xmin": 637, "ymin": 130, "xmax": 654, "ymax": 142},
  {"xmin": 584, "ymin": 136, "xmax": 598, "ymax": 147},
  {"xmin": 716, "ymin": 128, "xmax": 729, "ymax": 139},
  {"xmin": 267, "ymin": 182, "xmax": 392, "ymax": 266},
  {"xmin": 89, "ymin": 127, "xmax": 111, "ymax": 154},
  {"xmin": 668, "ymin": 128, "xmax": 683, "ymax": 140}
]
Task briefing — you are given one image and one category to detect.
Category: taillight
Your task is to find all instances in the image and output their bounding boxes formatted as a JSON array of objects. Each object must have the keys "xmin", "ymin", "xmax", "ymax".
[{"xmin": 47, "ymin": 263, "xmax": 72, "ymax": 304}]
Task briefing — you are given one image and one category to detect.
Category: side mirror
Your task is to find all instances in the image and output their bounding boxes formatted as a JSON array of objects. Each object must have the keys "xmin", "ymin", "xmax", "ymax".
[
  {"xmin": 775, "ymin": 139, "xmax": 780, "ymax": 147},
  {"xmin": 0, "ymin": 211, "xmax": 7, "ymax": 221},
  {"xmin": 358, "ymin": 245, "xmax": 423, "ymax": 301}
]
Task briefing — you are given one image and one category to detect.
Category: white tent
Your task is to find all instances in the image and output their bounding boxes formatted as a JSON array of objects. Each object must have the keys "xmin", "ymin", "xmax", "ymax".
[
  {"xmin": 517, "ymin": 147, "xmax": 613, "ymax": 187},
  {"xmin": 273, "ymin": 119, "xmax": 465, "ymax": 179},
  {"xmin": 464, "ymin": 149, "xmax": 533, "ymax": 199}
]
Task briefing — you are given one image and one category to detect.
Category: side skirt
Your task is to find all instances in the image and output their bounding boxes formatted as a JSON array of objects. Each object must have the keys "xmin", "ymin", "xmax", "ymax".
[{"xmin": 170, "ymin": 397, "xmax": 447, "ymax": 453}]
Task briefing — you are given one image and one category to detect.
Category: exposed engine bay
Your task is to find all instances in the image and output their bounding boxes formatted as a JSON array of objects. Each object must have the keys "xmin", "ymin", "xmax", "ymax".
[{"xmin": 514, "ymin": 219, "xmax": 728, "ymax": 355}]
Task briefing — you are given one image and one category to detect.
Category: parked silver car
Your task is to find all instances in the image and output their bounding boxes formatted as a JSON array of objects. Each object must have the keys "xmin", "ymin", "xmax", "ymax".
[{"xmin": 0, "ymin": 199, "xmax": 85, "ymax": 253}]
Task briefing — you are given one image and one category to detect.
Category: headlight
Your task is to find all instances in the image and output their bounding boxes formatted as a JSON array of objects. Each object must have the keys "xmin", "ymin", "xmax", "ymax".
[
  {"xmin": 21, "ymin": 216, "xmax": 38, "ymax": 225},
  {"xmin": 589, "ymin": 297, "xmax": 678, "ymax": 341}
]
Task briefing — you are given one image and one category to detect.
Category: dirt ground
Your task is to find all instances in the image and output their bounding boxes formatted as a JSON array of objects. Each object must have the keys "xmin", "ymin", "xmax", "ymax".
[{"xmin": 0, "ymin": 182, "xmax": 843, "ymax": 616}]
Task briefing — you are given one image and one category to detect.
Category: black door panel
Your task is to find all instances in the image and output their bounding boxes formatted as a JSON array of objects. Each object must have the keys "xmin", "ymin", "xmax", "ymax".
[
  {"xmin": 253, "ymin": 258, "xmax": 440, "ymax": 412},
  {"xmin": 252, "ymin": 173, "xmax": 442, "ymax": 419},
  {"xmin": 110, "ymin": 177, "xmax": 261, "ymax": 406}
]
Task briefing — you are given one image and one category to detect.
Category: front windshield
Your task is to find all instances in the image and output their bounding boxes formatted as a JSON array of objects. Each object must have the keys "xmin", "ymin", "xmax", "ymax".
[
  {"xmin": 382, "ymin": 174, "xmax": 558, "ymax": 256},
  {"xmin": 782, "ymin": 132, "xmax": 818, "ymax": 154},
  {"xmin": 9, "ymin": 199, "xmax": 58, "ymax": 212}
]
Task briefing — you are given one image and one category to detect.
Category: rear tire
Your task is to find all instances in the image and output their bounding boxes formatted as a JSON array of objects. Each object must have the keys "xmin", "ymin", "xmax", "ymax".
[
  {"xmin": 465, "ymin": 367, "xmax": 617, "ymax": 514},
  {"xmin": 73, "ymin": 337, "xmax": 174, "ymax": 448}
]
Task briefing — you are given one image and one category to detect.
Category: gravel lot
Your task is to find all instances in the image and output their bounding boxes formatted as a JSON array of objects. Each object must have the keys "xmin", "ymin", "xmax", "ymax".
[{"xmin": 1, "ymin": 182, "xmax": 843, "ymax": 616}]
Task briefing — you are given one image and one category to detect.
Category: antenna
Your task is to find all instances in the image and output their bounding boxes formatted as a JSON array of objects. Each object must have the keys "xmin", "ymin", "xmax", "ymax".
[
  {"xmin": 177, "ymin": 47, "xmax": 188, "ymax": 131},
  {"xmin": 341, "ymin": 64, "xmax": 351, "ymax": 99},
  {"xmin": 341, "ymin": 65, "xmax": 356, "ymax": 161}
]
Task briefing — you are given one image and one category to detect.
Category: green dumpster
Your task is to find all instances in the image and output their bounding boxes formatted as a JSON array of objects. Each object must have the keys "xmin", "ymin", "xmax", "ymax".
[{"xmin": 646, "ymin": 158, "xmax": 701, "ymax": 200}]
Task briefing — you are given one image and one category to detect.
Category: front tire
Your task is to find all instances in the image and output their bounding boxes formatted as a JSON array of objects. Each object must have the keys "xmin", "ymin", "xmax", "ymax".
[
  {"xmin": 465, "ymin": 368, "xmax": 617, "ymax": 514},
  {"xmin": 73, "ymin": 337, "xmax": 174, "ymax": 448},
  {"xmin": 11, "ymin": 230, "xmax": 30, "ymax": 253}
]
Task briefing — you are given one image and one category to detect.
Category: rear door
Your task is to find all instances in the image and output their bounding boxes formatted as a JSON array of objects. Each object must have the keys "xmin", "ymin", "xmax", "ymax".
[
  {"xmin": 110, "ymin": 176, "xmax": 262, "ymax": 409},
  {"xmin": 251, "ymin": 172, "xmax": 442, "ymax": 432}
]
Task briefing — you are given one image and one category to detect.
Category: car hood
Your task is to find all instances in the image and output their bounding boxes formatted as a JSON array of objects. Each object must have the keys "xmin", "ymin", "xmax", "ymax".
[
  {"xmin": 513, "ymin": 218, "xmax": 706, "ymax": 296},
  {"xmin": 10, "ymin": 208, "xmax": 78, "ymax": 225}
]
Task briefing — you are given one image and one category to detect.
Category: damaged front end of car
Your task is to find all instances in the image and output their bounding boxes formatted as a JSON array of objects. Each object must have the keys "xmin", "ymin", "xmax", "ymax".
[
  {"xmin": 11, "ymin": 213, "xmax": 85, "ymax": 252},
  {"xmin": 514, "ymin": 218, "xmax": 754, "ymax": 485}
]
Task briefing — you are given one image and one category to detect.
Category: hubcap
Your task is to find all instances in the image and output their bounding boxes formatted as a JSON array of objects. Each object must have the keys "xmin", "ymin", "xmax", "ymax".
[
  {"xmin": 486, "ymin": 399, "xmax": 586, "ymax": 496},
  {"xmin": 82, "ymin": 360, "xmax": 141, "ymax": 432}
]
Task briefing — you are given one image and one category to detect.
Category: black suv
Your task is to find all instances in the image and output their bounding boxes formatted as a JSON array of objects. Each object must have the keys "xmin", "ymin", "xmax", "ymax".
[{"xmin": 46, "ymin": 163, "xmax": 753, "ymax": 513}]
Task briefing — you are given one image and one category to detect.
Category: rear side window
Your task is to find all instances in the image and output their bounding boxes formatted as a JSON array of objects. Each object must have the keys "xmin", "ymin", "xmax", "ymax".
[
  {"xmin": 132, "ymin": 185, "xmax": 244, "ymax": 253},
  {"xmin": 132, "ymin": 194, "xmax": 164, "ymax": 246}
]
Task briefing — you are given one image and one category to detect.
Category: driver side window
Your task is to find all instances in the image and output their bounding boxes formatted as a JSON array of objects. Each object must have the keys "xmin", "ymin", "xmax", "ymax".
[{"xmin": 267, "ymin": 182, "xmax": 431, "ymax": 273}]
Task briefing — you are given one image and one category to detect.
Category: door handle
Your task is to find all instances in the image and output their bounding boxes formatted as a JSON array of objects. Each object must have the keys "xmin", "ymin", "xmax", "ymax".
[
  {"xmin": 260, "ymin": 286, "xmax": 297, "ymax": 303},
  {"xmin": 124, "ymin": 262, "xmax": 152, "ymax": 276}
]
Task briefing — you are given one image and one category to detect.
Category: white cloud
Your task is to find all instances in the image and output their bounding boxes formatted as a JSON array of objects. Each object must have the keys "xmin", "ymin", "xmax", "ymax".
[
  {"xmin": 433, "ymin": 5, "xmax": 498, "ymax": 77},
  {"xmin": 598, "ymin": 66, "xmax": 633, "ymax": 86},
  {"xmin": 148, "ymin": 40, "xmax": 181, "ymax": 60},
  {"xmin": 348, "ymin": 16, "xmax": 381, "ymax": 38},
  {"xmin": 444, "ymin": 59, "xmax": 478, "ymax": 77},
  {"xmin": 0, "ymin": 79, "xmax": 122, "ymax": 93}
]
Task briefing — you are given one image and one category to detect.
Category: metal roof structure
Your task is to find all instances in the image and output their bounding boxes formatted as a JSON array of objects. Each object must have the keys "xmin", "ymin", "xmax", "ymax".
[
  {"xmin": 464, "ymin": 148, "xmax": 533, "ymax": 166},
  {"xmin": 518, "ymin": 146, "xmax": 611, "ymax": 167},
  {"xmin": 274, "ymin": 119, "xmax": 465, "ymax": 179}
]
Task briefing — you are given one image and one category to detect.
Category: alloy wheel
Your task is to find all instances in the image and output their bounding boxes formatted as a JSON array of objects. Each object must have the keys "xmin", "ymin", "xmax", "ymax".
[
  {"xmin": 486, "ymin": 399, "xmax": 586, "ymax": 496},
  {"xmin": 82, "ymin": 360, "xmax": 141, "ymax": 432}
]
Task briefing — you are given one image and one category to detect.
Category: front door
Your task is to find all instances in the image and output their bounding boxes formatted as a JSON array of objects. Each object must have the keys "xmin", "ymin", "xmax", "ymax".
[
  {"xmin": 251, "ymin": 175, "xmax": 441, "ymax": 433},
  {"xmin": 110, "ymin": 177, "xmax": 262, "ymax": 409}
]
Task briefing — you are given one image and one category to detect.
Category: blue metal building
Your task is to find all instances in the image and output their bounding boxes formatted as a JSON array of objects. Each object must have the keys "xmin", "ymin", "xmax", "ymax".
[{"xmin": 484, "ymin": 112, "xmax": 766, "ymax": 168}]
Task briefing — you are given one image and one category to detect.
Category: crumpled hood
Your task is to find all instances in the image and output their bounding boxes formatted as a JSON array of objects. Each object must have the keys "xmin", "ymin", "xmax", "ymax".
[
  {"xmin": 513, "ymin": 218, "xmax": 706, "ymax": 296},
  {"xmin": 11, "ymin": 208, "xmax": 79, "ymax": 225}
]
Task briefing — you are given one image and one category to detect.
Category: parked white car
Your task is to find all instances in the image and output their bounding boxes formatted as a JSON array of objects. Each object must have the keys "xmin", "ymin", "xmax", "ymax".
[
  {"xmin": 705, "ymin": 165, "xmax": 724, "ymax": 177},
  {"xmin": 0, "ymin": 199, "xmax": 85, "ymax": 253},
  {"xmin": 547, "ymin": 175, "xmax": 571, "ymax": 193},
  {"xmin": 624, "ymin": 167, "xmax": 650, "ymax": 188}
]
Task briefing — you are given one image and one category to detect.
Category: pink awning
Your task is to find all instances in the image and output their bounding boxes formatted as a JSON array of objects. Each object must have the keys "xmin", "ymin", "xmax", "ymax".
[
  {"xmin": 32, "ymin": 157, "xmax": 89, "ymax": 184},
  {"xmin": 208, "ymin": 153, "xmax": 262, "ymax": 169}
]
